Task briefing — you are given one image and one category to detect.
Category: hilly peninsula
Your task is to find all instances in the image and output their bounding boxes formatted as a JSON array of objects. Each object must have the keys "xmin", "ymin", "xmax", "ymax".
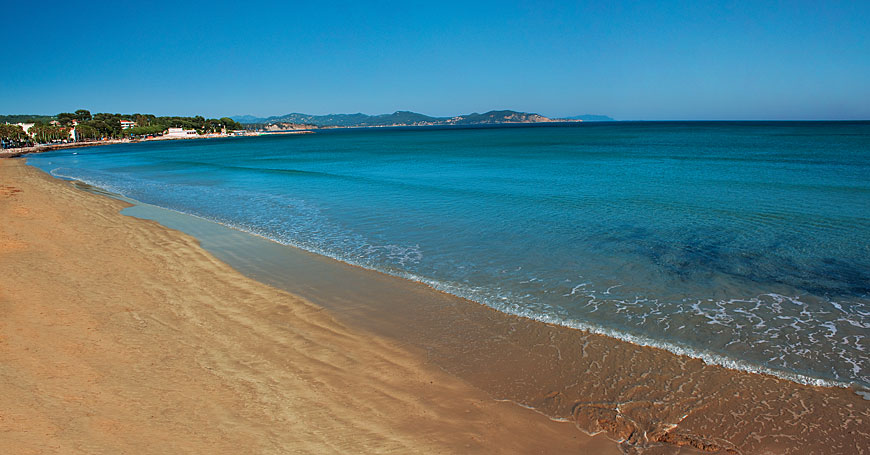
[{"xmin": 232, "ymin": 110, "xmax": 591, "ymax": 128}]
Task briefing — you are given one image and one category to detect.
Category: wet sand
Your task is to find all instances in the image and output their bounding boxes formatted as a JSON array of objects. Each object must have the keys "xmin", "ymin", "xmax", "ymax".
[
  {"xmin": 122, "ymin": 194, "xmax": 870, "ymax": 454},
  {"xmin": 0, "ymin": 158, "xmax": 619, "ymax": 454},
  {"xmin": 3, "ymin": 157, "xmax": 868, "ymax": 454}
]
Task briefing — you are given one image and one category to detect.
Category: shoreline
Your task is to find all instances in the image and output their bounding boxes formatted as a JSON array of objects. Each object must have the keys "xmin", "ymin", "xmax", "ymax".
[
  {"xmin": 35, "ymin": 142, "xmax": 857, "ymax": 391},
  {"xmin": 0, "ymin": 120, "xmax": 583, "ymax": 158},
  {"xmin": 0, "ymin": 158, "xmax": 621, "ymax": 454},
  {"xmin": 115, "ymin": 193, "xmax": 870, "ymax": 454},
  {"xmin": 122, "ymin": 192, "xmax": 852, "ymax": 390},
  {"xmin": 7, "ymin": 155, "xmax": 870, "ymax": 453},
  {"xmin": 0, "ymin": 131, "xmax": 306, "ymax": 159},
  {"xmin": 0, "ymin": 139, "xmax": 128, "ymax": 158},
  {"xmin": 127, "ymin": 201, "xmax": 853, "ymax": 390},
  {"xmin": 42, "ymin": 166, "xmax": 870, "ymax": 453}
]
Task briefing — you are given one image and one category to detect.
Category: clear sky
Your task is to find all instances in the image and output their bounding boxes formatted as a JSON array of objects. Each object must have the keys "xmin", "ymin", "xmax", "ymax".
[{"xmin": 2, "ymin": 1, "xmax": 868, "ymax": 120}]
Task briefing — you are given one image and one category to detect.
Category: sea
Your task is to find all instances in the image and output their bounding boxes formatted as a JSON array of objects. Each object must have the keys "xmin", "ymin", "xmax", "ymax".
[{"xmin": 28, "ymin": 121, "xmax": 870, "ymax": 389}]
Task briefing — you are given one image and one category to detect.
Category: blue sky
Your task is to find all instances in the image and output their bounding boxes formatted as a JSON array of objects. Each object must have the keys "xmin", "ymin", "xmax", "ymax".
[{"xmin": 2, "ymin": 1, "xmax": 868, "ymax": 120}]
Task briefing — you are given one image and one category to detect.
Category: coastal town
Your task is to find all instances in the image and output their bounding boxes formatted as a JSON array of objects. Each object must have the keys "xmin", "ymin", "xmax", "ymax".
[
  {"xmin": 0, "ymin": 108, "xmax": 587, "ymax": 157},
  {"xmin": 4, "ymin": 120, "xmax": 246, "ymax": 143},
  {"xmin": 0, "ymin": 110, "xmax": 282, "ymax": 157}
]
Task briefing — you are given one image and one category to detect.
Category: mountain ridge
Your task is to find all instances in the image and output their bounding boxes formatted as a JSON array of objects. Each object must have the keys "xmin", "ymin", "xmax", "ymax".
[{"xmin": 231, "ymin": 110, "xmax": 608, "ymax": 127}]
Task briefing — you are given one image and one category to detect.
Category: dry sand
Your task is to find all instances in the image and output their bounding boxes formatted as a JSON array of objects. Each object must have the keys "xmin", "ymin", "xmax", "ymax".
[
  {"xmin": 3, "ymin": 157, "xmax": 868, "ymax": 455},
  {"xmin": 0, "ymin": 158, "xmax": 620, "ymax": 454}
]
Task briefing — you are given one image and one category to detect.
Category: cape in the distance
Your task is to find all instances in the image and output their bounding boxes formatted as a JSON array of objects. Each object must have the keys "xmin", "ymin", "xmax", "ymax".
[{"xmin": 231, "ymin": 110, "xmax": 615, "ymax": 128}]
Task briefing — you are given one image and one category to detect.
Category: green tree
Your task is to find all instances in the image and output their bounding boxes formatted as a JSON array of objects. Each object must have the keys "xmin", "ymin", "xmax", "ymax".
[
  {"xmin": 57, "ymin": 113, "xmax": 77, "ymax": 126},
  {"xmin": 29, "ymin": 123, "xmax": 69, "ymax": 144},
  {"xmin": 89, "ymin": 120, "xmax": 112, "ymax": 138},
  {"xmin": 220, "ymin": 117, "xmax": 242, "ymax": 131},
  {"xmin": 75, "ymin": 124, "xmax": 99, "ymax": 140},
  {"xmin": 0, "ymin": 124, "xmax": 30, "ymax": 147},
  {"xmin": 133, "ymin": 113, "xmax": 149, "ymax": 127},
  {"xmin": 11, "ymin": 109, "xmax": 254, "ymax": 141},
  {"xmin": 74, "ymin": 109, "xmax": 92, "ymax": 122}
]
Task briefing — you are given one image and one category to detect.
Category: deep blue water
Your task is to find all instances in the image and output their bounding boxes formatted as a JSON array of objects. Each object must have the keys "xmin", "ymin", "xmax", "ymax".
[{"xmin": 28, "ymin": 122, "xmax": 870, "ymax": 387}]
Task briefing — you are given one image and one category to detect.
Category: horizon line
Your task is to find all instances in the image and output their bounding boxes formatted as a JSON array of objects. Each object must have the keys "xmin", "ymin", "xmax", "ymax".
[{"xmin": 4, "ymin": 110, "xmax": 870, "ymax": 123}]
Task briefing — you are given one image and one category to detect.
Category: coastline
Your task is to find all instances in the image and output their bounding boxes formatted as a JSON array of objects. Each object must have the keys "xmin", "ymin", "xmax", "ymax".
[
  {"xmin": 0, "ymin": 158, "xmax": 619, "ymax": 454},
  {"xmin": 0, "ymin": 139, "xmax": 128, "ymax": 158},
  {"xmin": 5, "ymin": 155, "xmax": 870, "ymax": 454},
  {"xmin": 29, "ymin": 133, "xmax": 864, "ymax": 390},
  {"xmin": 117, "ymin": 193, "xmax": 870, "ymax": 454},
  {"xmin": 0, "ymin": 130, "xmax": 307, "ymax": 159},
  {"xmin": 0, "ymin": 119, "xmax": 594, "ymax": 158}
]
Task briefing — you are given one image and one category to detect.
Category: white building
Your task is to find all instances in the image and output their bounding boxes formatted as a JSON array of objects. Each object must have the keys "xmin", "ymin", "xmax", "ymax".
[
  {"xmin": 120, "ymin": 120, "xmax": 136, "ymax": 129},
  {"xmin": 16, "ymin": 123, "xmax": 35, "ymax": 134},
  {"xmin": 164, "ymin": 127, "xmax": 197, "ymax": 138}
]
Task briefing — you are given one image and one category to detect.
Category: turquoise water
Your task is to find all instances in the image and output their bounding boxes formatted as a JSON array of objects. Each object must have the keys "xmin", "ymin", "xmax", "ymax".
[{"xmin": 29, "ymin": 122, "xmax": 870, "ymax": 387}]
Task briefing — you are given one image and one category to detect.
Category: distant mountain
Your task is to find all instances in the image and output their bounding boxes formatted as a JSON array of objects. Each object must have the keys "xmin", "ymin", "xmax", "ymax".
[
  {"xmin": 230, "ymin": 114, "xmax": 267, "ymax": 124},
  {"xmin": 445, "ymin": 110, "xmax": 554, "ymax": 125},
  {"xmin": 231, "ymin": 110, "xmax": 572, "ymax": 127},
  {"xmin": 565, "ymin": 114, "xmax": 615, "ymax": 121},
  {"xmin": 287, "ymin": 111, "xmax": 441, "ymax": 127}
]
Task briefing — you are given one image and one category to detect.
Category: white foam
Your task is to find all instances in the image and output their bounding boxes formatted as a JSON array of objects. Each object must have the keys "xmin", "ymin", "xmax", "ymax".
[
  {"xmin": 167, "ymin": 218, "xmax": 863, "ymax": 389},
  {"xmin": 50, "ymin": 167, "xmax": 863, "ymax": 391}
]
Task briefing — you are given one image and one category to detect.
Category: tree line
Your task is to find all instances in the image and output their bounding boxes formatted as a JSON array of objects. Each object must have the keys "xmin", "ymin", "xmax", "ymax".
[
  {"xmin": 0, "ymin": 124, "xmax": 31, "ymax": 148},
  {"xmin": 1, "ymin": 110, "xmax": 245, "ymax": 146}
]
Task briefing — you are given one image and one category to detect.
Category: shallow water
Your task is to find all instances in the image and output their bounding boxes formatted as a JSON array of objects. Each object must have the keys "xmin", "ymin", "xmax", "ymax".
[{"xmin": 28, "ymin": 122, "xmax": 870, "ymax": 387}]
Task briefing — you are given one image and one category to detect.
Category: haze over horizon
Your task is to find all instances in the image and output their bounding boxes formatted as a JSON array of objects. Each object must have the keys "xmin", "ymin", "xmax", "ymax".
[{"xmin": 2, "ymin": 1, "xmax": 868, "ymax": 120}]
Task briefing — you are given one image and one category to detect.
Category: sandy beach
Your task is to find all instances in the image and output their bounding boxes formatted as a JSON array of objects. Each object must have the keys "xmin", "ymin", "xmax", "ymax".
[
  {"xmin": 4, "ymin": 1, "xmax": 867, "ymax": 452},
  {"xmin": 0, "ymin": 158, "xmax": 619, "ymax": 454},
  {"xmin": 2, "ymin": 156, "xmax": 869, "ymax": 454}
]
